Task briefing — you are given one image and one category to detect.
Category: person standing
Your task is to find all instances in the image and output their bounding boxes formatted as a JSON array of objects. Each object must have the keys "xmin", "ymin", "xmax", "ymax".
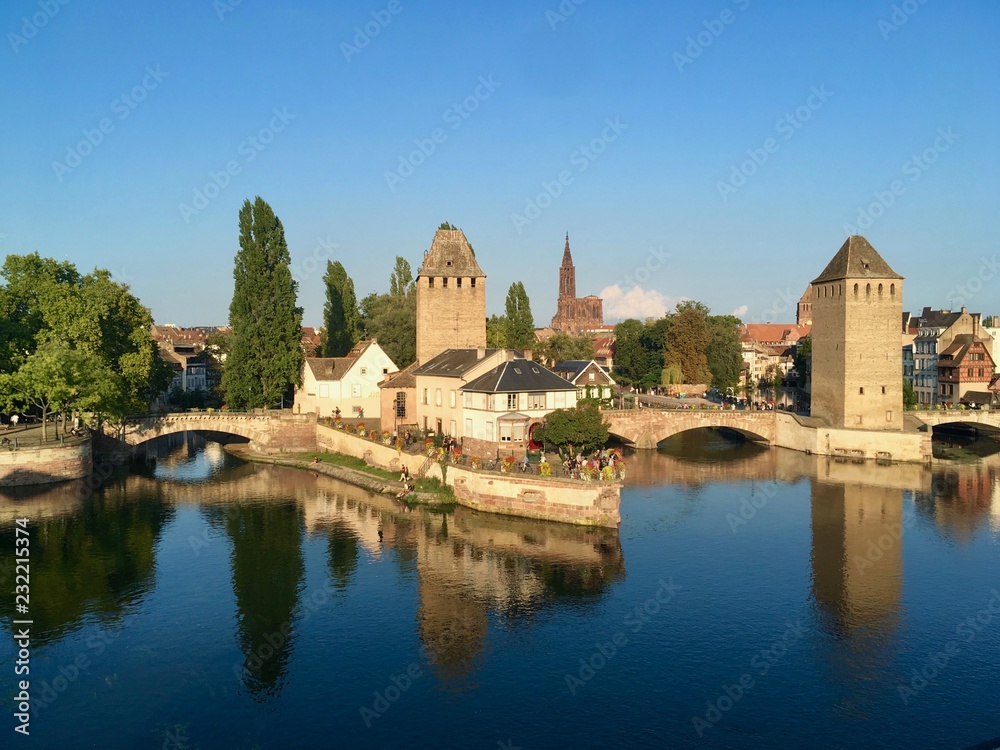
[{"xmin": 10, "ymin": 414, "xmax": 19, "ymax": 430}]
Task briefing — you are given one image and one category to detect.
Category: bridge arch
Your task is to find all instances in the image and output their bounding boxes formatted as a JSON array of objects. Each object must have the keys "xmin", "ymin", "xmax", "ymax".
[
  {"xmin": 604, "ymin": 410, "xmax": 776, "ymax": 450},
  {"xmin": 120, "ymin": 412, "xmax": 317, "ymax": 452}
]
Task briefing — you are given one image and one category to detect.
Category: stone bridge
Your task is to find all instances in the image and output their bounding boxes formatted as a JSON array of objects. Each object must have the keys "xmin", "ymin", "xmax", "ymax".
[
  {"xmin": 121, "ymin": 411, "xmax": 317, "ymax": 452},
  {"xmin": 604, "ymin": 409, "xmax": 777, "ymax": 449},
  {"xmin": 908, "ymin": 410, "xmax": 1000, "ymax": 435}
]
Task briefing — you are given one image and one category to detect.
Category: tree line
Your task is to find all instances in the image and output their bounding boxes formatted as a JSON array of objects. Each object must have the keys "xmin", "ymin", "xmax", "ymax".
[{"xmin": 613, "ymin": 301, "xmax": 743, "ymax": 393}]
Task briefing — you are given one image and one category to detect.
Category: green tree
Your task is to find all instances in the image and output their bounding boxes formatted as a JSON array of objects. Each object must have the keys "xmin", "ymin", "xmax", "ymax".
[
  {"xmin": 222, "ymin": 197, "xmax": 304, "ymax": 409},
  {"xmin": 793, "ymin": 337, "xmax": 811, "ymax": 390},
  {"xmin": 0, "ymin": 341, "xmax": 113, "ymax": 441},
  {"xmin": 903, "ymin": 378, "xmax": 917, "ymax": 409},
  {"xmin": 321, "ymin": 261, "xmax": 361, "ymax": 357},
  {"xmin": 766, "ymin": 363, "xmax": 784, "ymax": 406},
  {"xmin": 503, "ymin": 282, "xmax": 534, "ymax": 350},
  {"xmin": 533, "ymin": 403, "xmax": 610, "ymax": 454},
  {"xmin": 706, "ymin": 314, "xmax": 742, "ymax": 393},
  {"xmin": 538, "ymin": 332, "xmax": 594, "ymax": 366},
  {"xmin": 613, "ymin": 319, "xmax": 661, "ymax": 388},
  {"xmin": 389, "ymin": 256, "xmax": 414, "ymax": 298},
  {"xmin": 661, "ymin": 363, "xmax": 683, "ymax": 386},
  {"xmin": 486, "ymin": 314, "xmax": 508, "ymax": 348},
  {"xmin": 664, "ymin": 301, "xmax": 712, "ymax": 385},
  {"xmin": 360, "ymin": 291, "xmax": 416, "ymax": 368}
]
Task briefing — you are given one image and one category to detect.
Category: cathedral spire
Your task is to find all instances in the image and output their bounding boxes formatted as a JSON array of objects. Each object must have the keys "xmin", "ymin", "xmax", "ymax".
[{"xmin": 559, "ymin": 233, "xmax": 575, "ymax": 299}]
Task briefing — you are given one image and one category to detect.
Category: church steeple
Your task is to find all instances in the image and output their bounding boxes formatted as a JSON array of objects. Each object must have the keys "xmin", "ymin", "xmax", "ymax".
[{"xmin": 559, "ymin": 233, "xmax": 575, "ymax": 299}]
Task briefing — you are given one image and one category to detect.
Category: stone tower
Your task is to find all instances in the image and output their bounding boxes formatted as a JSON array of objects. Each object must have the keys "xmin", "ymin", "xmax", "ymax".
[
  {"xmin": 810, "ymin": 236, "xmax": 904, "ymax": 430},
  {"xmin": 558, "ymin": 233, "xmax": 575, "ymax": 299},
  {"xmin": 415, "ymin": 228, "xmax": 486, "ymax": 365},
  {"xmin": 550, "ymin": 233, "xmax": 604, "ymax": 334}
]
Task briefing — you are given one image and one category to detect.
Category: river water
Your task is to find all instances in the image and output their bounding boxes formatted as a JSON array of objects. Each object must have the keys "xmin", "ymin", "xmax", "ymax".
[{"xmin": 1, "ymin": 431, "xmax": 999, "ymax": 749}]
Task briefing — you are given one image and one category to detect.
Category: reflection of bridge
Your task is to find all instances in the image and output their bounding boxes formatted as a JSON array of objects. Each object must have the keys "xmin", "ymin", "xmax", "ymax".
[
  {"xmin": 120, "ymin": 412, "xmax": 317, "ymax": 452},
  {"xmin": 604, "ymin": 409, "xmax": 777, "ymax": 449}
]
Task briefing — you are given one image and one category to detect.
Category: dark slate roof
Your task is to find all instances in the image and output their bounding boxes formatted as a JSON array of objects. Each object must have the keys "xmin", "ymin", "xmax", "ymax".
[
  {"xmin": 963, "ymin": 391, "xmax": 992, "ymax": 405},
  {"xmin": 306, "ymin": 357, "xmax": 354, "ymax": 381},
  {"xmin": 462, "ymin": 359, "xmax": 578, "ymax": 394},
  {"xmin": 418, "ymin": 229, "xmax": 485, "ymax": 278},
  {"xmin": 413, "ymin": 348, "xmax": 510, "ymax": 378},
  {"xmin": 915, "ymin": 307, "xmax": 963, "ymax": 330},
  {"xmin": 812, "ymin": 236, "xmax": 903, "ymax": 284},
  {"xmin": 379, "ymin": 361, "xmax": 417, "ymax": 389}
]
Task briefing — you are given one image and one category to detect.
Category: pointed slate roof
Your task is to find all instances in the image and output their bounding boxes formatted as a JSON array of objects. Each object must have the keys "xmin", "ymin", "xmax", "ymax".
[
  {"xmin": 812, "ymin": 236, "xmax": 903, "ymax": 284},
  {"xmin": 418, "ymin": 228, "xmax": 485, "ymax": 278}
]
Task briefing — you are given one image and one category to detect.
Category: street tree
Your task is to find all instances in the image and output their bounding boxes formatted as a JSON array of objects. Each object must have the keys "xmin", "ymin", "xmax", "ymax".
[
  {"xmin": 222, "ymin": 197, "xmax": 304, "ymax": 409},
  {"xmin": 321, "ymin": 261, "xmax": 361, "ymax": 357},
  {"xmin": 537, "ymin": 332, "xmax": 594, "ymax": 366},
  {"xmin": 533, "ymin": 403, "xmax": 610, "ymax": 454},
  {"xmin": 486, "ymin": 314, "xmax": 508, "ymax": 348},
  {"xmin": 360, "ymin": 291, "xmax": 416, "ymax": 368},
  {"xmin": 706, "ymin": 314, "xmax": 742, "ymax": 393},
  {"xmin": 665, "ymin": 301, "xmax": 712, "ymax": 385}
]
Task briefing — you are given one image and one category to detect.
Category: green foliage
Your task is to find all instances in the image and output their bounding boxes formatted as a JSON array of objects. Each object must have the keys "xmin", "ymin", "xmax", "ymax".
[
  {"xmin": 503, "ymin": 282, "xmax": 535, "ymax": 350},
  {"xmin": 438, "ymin": 222, "xmax": 457, "ymax": 230},
  {"xmin": 706, "ymin": 314, "xmax": 742, "ymax": 393},
  {"xmin": 0, "ymin": 252, "xmax": 172, "ymax": 421},
  {"xmin": 389, "ymin": 256, "xmax": 415, "ymax": 298},
  {"xmin": 321, "ymin": 261, "xmax": 361, "ymax": 357},
  {"xmin": 222, "ymin": 197, "xmax": 305, "ymax": 409},
  {"xmin": 532, "ymin": 403, "xmax": 610, "ymax": 453},
  {"xmin": 360, "ymin": 290, "xmax": 416, "ymax": 368},
  {"xmin": 665, "ymin": 302, "xmax": 712, "ymax": 385},
  {"xmin": 486, "ymin": 314, "xmax": 508, "ymax": 348},
  {"xmin": 903, "ymin": 378, "xmax": 917, "ymax": 409},
  {"xmin": 661, "ymin": 363, "xmax": 683, "ymax": 386},
  {"xmin": 793, "ymin": 337, "xmax": 811, "ymax": 389},
  {"xmin": 538, "ymin": 332, "xmax": 594, "ymax": 365},
  {"xmin": 613, "ymin": 318, "xmax": 662, "ymax": 388}
]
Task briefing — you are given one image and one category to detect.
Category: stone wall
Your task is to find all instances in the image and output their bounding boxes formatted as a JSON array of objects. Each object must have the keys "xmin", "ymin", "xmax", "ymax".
[
  {"xmin": 415, "ymin": 275, "xmax": 486, "ymax": 364},
  {"xmin": 774, "ymin": 412, "xmax": 931, "ymax": 463},
  {"xmin": 317, "ymin": 424, "xmax": 409, "ymax": 474},
  {"xmin": 424, "ymin": 462, "xmax": 620, "ymax": 528},
  {"xmin": 0, "ymin": 440, "xmax": 92, "ymax": 487}
]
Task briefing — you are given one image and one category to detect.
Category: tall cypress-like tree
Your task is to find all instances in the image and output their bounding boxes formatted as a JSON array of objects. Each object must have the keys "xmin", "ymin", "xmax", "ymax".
[
  {"xmin": 503, "ymin": 281, "xmax": 534, "ymax": 350},
  {"xmin": 321, "ymin": 261, "xmax": 360, "ymax": 357},
  {"xmin": 223, "ymin": 197, "xmax": 304, "ymax": 409}
]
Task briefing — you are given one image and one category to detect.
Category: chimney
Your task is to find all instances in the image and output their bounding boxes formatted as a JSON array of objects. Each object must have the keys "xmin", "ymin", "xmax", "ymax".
[
  {"xmin": 476, "ymin": 347, "xmax": 485, "ymax": 360},
  {"xmin": 524, "ymin": 348, "xmax": 533, "ymax": 362}
]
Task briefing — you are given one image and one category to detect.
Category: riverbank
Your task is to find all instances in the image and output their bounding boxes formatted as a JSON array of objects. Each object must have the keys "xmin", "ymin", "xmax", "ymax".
[{"xmin": 222, "ymin": 444, "xmax": 453, "ymax": 506}]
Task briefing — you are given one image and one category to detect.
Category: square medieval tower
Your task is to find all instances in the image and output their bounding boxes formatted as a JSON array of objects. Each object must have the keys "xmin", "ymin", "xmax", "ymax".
[
  {"xmin": 810, "ymin": 236, "xmax": 903, "ymax": 430},
  {"xmin": 415, "ymin": 228, "xmax": 487, "ymax": 365}
]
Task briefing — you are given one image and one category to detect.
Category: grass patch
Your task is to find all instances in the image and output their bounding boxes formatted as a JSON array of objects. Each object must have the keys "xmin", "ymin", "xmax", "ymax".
[
  {"xmin": 415, "ymin": 476, "xmax": 457, "ymax": 504},
  {"xmin": 300, "ymin": 451, "xmax": 399, "ymax": 481}
]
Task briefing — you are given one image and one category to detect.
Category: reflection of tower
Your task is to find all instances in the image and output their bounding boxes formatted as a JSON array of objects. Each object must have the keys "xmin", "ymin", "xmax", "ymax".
[{"xmin": 811, "ymin": 479, "xmax": 902, "ymax": 633}]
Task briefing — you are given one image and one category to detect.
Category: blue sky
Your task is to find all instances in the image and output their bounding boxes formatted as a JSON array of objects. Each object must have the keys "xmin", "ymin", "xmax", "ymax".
[{"xmin": 2, "ymin": 0, "xmax": 997, "ymax": 328}]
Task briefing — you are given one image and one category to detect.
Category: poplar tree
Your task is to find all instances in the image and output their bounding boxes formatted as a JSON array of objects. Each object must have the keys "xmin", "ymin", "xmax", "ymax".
[
  {"xmin": 222, "ymin": 197, "xmax": 304, "ymax": 409},
  {"xmin": 321, "ymin": 261, "xmax": 361, "ymax": 357},
  {"xmin": 503, "ymin": 282, "xmax": 535, "ymax": 351}
]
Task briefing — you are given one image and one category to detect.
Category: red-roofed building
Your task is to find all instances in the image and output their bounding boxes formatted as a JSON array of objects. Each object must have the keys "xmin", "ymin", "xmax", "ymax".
[{"xmin": 937, "ymin": 334, "xmax": 996, "ymax": 406}]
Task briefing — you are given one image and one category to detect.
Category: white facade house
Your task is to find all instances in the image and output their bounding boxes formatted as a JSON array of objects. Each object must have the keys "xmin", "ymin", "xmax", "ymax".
[{"xmin": 294, "ymin": 340, "xmax": 398, "ymax": 419}]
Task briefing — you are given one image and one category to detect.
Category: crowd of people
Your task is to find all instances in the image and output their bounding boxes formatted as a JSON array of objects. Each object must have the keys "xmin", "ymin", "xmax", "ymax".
[{"xmin": 562, "ymin": 449, "xmax": 623, "ymax": 480}]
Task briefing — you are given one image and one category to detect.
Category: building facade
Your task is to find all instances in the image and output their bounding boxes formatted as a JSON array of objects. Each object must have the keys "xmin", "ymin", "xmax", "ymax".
[
  {"xmin": 415, "ymin": 228, "xmax": 486, "ymax": 365},
  {"xmin": 294, "ymin": 340, "xmax": 398, "ymax": 418},
  {"xmin": 810, "ymin": 236, "xmax": 903, "ymax": 430},
  {"xmin": 937, "ymin": 334, "xmax": 996, "ymax": 405},
  {"xmin": 912, "ymin": 307, "xmax": 992, "ymax": 407}
]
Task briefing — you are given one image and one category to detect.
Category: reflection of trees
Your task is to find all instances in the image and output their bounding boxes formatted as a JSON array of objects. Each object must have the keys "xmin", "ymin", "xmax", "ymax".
[
  {"xmin": 326, "ymin": 521, "xmax": 359, "ymax": 591},
  {"xmin": 914, "ymin": 465, "xmax": 996, "ymax": 543},
  {"xmin": 220, "ymin": 501, "xmax": 304, "ymax": 702},
  {"xmin": 0, "ymin": 484, "xmax": 172, "ymax": 644}
]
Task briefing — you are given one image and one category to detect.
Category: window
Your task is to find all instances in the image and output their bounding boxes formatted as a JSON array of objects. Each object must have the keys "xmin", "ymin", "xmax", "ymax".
[
  {"xmin": 500, "ymin": 423, "xmax": 511, "ymax": 442},
  {"xmin": 457, "ymin": 278, "xmax": 462, "ymax": 288},
  {"xmin": 507, "ymin": 393, "xmax": 517, "ymax": 410},
  {"xmin": 383, "ymin": 368, "xmax": 389, "ymax": 375},
  {"xmin": 528, "ymin": 393, "xmax": 546, "ymax": 409},
  {"xmin": 443, "ymin": 277, "xmax": 448, "ymax": 288},
  {"xmin": 395, "ymin": 392, "xmax": 406, "ymax": 418},
  {"xmin": 435, "ymin": 388, "xmax": 442, "ymax": 406},
  {"xmin": 449, "ymin": 420, "xmax": 456, "ymax": 436},
  {"xmin": 886, "ymin": 411, "xmax": 893, "ymax": 422},
  {"xmin": 450, "ymin": 390, "xmax": 456, "ymax": 407},
  {"xmin": 890, "ymin": 283, "xmax": 896, "ymax": 297},
  {"xmin": 429, "ymin": 277, "xmax": 434, "ymax": 288},
  {"xmin": 465, "ymin": 418, "xmax": 472, "ymax": 436},
  {"xmin": 878, "ymin": 283, "xmax": 883, "ymax": 297},
  {"xmin": 471, "ymin": 278, "xmax": 476, "ymax": 288},
  {"xmin": 859, "ymin": 387, "xmax": 864, "ymax": 395},
  {"xmin": 463, "ymin": 392, "xmax": 472, "ymax": 408},
  {"xmin": 854, "ymin": 283, "xmax": 859, "ymax": 297},
  {"xmin": 588, "ymin": 372, "xmax": 595, "ymax": 381},
  {"xmin": 422, "ymin": 388, "xmax": 428, "ymax": 405},
  {"xmin": 485, "ymin": 421, "xmax": 493, "ymax": 441},
  {"xmin": 352, "ymin": 384, "xmax": 361, "ymax": 397},
  {"xmin": 881, "ymin": 386, "xmax": 886, "ymax": 394},
  {"xmin": 866, "ymin": 283, "xmax": 871, "ymax": 298},
  {"xmin": 360, "ymin": 367, "xmax": 367, "ymax": 375}
]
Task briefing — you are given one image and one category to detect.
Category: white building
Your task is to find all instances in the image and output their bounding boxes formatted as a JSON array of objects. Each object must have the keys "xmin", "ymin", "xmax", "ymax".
[{"xmin": 294, "ymin": 339, "xmax": 398, "ymax": 419}]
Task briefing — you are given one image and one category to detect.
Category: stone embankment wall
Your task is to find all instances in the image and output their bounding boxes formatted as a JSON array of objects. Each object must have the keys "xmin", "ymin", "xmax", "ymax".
[
  {"xmin": 773, "ymin": 412, "xmax": 932, "ymax": 463},
  {"xmin": 0, "ymin": 440, "xmax": 92, "ymax": 486},
  {"xmin": 317, "ymin": 424, "xmax": 621, "ymax": 528}
]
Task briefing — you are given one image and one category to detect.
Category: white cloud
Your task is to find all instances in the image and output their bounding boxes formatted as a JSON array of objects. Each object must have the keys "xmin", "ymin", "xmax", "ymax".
[
  {"xmin": 731, "ymin": 304, "xmax": 749, "ymax": 317},
  {"xmin": 599, "ymin": 284, "xmax": 680, "ymax": 321}
]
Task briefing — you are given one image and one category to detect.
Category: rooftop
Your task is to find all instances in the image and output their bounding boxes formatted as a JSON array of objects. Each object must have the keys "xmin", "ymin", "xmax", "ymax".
[
  {"xmin": 462, "ymin": 359, "xmax": 577, "ymax": 394},
  {"xmin": 812, "ymin": 236, "xmax": 903, "ymax": 284},
  {"xmin": 418, "ymin": 228, "xmax": 485, "ymax": 278}
]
